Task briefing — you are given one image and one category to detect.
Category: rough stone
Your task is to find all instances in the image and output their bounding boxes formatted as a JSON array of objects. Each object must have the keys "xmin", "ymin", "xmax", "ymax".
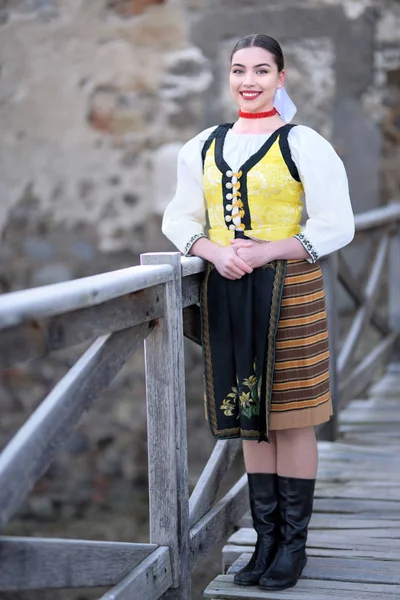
[
  {"xmin": 108, "ymin": 0, "xmax": 166, "ymax": 18},
  {"xmin": 377, "ymin": 4, "xmax": 400, "ymax": 44},
  {"xmin": 32, "ymin": 263, "xmax": 74, "ymax": 286},
  {"xmin": 0, "ymin": 0, "xmax": 58, "ymax": 22},
  {"xmin": 23, "ymin": 237, "xmax": 54, "ymax": 261},
  {"xmin": 88, "ymin": 85, "xmax": 155, "ymax": 134},
  {"xmin": 28, "ymin": 496, "xmax": 56, "ymax": 521},
  {"xmin": 161, "ymin": 46, "xmax": 212, "ymax": 101}
]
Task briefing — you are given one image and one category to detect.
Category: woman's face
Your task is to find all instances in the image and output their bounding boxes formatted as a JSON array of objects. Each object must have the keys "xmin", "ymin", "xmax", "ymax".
[{"xmin": 229, "ymin": 46, "xmax": 285, "ymax": 113}]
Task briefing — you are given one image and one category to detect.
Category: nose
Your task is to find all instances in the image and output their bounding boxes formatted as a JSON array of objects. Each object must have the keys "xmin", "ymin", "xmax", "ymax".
[{"xmin": 243, "ymin": 71, "xmax": 256, "ymax": 86}]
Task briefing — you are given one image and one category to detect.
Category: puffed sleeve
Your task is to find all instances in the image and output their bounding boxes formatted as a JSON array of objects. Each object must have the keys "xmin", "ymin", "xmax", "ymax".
[
  {"xmin": 289, "ymin": 125, "xmax": 355, "ymax": 263},
  {"xmin": 162, "ymin": 127, "xmax": 216, "ymax": 256}
]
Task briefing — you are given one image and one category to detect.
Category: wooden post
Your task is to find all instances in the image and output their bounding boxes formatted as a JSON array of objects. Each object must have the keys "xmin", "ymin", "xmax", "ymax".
[
  {"xmin": 319, "ymin": 254, "xmax": 339, "ymax": 441},
  {"xmin": 141, "ymin": 252, "xmax": 190, "ymax": 600},
  {"xmin": 389, "ymin": 226, "xmax": 400, "ymax": 362}
]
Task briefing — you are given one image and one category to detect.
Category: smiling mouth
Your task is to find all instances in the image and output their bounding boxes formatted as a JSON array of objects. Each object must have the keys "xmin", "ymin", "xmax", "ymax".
[{"xmin": 240, "ymin": 91, "xmax": 262, "ymax": 100}]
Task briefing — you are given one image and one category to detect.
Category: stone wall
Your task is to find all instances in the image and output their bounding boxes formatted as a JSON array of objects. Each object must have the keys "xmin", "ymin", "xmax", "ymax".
[
  {"xmin": 1, "ymin": 0, "xmax": 400, "ymax": 289},
  {"xmin": 0, "ymin": 4, "xmax": 400, "ymax": 595}
]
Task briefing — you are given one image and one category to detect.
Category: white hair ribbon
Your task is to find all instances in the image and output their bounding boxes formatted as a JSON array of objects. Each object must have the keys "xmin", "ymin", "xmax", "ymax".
[{"xmin": 273, "ymin": 87, "xmax": 297, "ymax": 123}]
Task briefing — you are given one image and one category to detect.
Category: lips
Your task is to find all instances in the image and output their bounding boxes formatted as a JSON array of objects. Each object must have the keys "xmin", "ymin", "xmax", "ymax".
[{"xmin": 240, "ymin": 91, "xmax": 262, "ymax": 100}]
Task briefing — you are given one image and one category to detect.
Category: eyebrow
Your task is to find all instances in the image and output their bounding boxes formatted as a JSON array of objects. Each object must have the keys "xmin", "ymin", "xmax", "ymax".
[{"xmin": 231, "ymin": 63, "xmax": 272, "ymax": 68}]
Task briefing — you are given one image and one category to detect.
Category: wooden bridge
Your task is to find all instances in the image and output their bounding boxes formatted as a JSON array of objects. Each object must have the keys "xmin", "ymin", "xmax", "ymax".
[
  {"xmin": 0, "ymin": 202, "xmax": 400, "ymax": 599},
  {"xmin": 204, "ymin": 366, "xmax": 400, "ymax": 599}
]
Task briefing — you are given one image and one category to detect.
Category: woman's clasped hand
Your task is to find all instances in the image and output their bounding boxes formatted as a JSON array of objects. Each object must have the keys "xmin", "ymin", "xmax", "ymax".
[
  {"xmin": 212, "ymin": 239, "xmax": 272, "ymax": 280},
  {"xmin": 231, "ymin": 238, "xmax": 272, "ymax": 270}
]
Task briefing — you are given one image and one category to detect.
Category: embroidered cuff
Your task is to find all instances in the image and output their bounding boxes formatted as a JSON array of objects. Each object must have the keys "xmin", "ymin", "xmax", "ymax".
[
  {"xmin": 294, "ymin": 233, "xmax": 319, "ymax": 263},
  {"xmin": 184, "ymin": 233, "xmax": 208, "ymax": 256}
]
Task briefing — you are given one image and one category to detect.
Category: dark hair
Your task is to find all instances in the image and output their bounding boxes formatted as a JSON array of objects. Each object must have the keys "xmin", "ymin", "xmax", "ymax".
[{"xmin": 230, "ymin": 34, "xmax": 284, "ymax": 72}]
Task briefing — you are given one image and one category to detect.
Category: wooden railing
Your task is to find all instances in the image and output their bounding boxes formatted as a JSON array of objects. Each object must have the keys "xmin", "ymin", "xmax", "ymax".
[{"xmin": 0, "ymin": 202, "xmax": 399, "ymax": 598}]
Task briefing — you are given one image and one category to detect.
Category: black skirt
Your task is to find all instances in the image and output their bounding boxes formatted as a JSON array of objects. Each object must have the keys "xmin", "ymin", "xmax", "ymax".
[{"xmin": 200, "ymin": 258, "xmax": 286, "ymax": 442}]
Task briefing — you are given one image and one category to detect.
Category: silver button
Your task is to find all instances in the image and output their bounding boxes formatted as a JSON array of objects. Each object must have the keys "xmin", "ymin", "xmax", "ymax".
[
  {"xmin": 229, "ymin": 224, "xmax": 235, "ymax": 231},
  {"xmin": 225, "ymin": 182, "xmax": 232, "ymax": 189},
  {"xmin": 226, "ymin": 170, "xmax": 233, "ymax": 177},
  {"xmin": 226, "ymin": 204, "xmax": 232, "ymax": 211},
  {"xmin": 225, "ymin": 215, "xmax": 232, "ymax": 222},
  {"xmin": 226, "ymin": 193, "xmax": 233, "ymax": 200}
]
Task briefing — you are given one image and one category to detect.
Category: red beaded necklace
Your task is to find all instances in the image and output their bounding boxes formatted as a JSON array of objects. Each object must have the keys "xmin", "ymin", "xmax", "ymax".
[{"xmin": 238, "ymin": 107, "xmax": 278, "ymax": 119}]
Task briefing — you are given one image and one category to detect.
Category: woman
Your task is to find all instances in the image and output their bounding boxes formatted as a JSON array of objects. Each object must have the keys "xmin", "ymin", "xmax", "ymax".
[{"xmin": 162, "ymin": 34, "xmax": 354, "ymax": 591}]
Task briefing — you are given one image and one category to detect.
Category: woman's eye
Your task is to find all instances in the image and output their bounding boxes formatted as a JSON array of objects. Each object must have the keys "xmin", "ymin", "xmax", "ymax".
[
  {"xmin": 256, "ymin": 69, "xmax": 268, "ymax": 75},
  {"xmin": 232, "ymin": 69, "xmax": 244, "ymax": 75}
]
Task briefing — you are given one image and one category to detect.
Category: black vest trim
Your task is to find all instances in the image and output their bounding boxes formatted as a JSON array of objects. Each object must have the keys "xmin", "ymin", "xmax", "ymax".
[
  {"xmin": 278, "ymin": 123, "xmax": 300, "ymax": 182},
  {"xmin": 201, "ymin": 124, "xmax": 234, "ymax": 169}
]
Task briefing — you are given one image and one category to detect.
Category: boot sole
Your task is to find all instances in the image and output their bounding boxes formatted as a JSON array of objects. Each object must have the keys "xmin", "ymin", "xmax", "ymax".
[
  {"xmin": 258, "ymin": 557, "xmax": 307, "ymax": 591},
  {"xmin": 234, "ymin": 580, "xmax": 259, "ymax": 587},
  {"xmin": 259, "ymin": 580, "xmax": 297, "ymax": 591}
]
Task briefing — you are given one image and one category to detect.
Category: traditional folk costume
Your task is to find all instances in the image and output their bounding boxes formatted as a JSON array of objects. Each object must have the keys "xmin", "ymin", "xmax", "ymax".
[
  {"xmin": 163, "ymin": 122, "xmax": 354, "ymax": 441},
  {"xmin": 162, "ymin": 117, "xmax": 354, "ymax": 591}
]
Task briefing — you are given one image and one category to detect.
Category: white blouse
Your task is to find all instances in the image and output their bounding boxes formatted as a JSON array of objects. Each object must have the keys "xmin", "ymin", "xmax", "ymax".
[{"xmin": 162, "ymin": 124, "xmax": 355, "ymax": 261}]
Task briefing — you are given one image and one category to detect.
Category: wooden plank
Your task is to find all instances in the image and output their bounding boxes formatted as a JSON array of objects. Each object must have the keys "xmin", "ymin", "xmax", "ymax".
[
  {"xmin": 338, "ymin": 234, "xmax": 390, "ymax": 377},
  {"xmin": 389, "ymin": 226, "xmax": 400, "ymax": 336},
  {"xmin": 338, "ymin": 422, "xmax": 400, "ymax": 435},
  {"xmin": 189, "ymin": 440, "xmax": 241, "ymax": 527},
  {"xmin": 317, "ymin": 467, "xmax": 400, "ymax": 481},
  {"xmin": 228, "ymin": 554, "xmax": 400, "ymax": 584},
  {"xmin": 339, "ymin": 408, "xmax": 400, "ymax": 424},
  {"xmin": 309, "ymin": 515, "xmax": 400, "ymax": 529},
  {"xmin": 190, "ymin": 474, "xmax": 249, "ymax": 568},
  {"xmin": 312, "ymin": 497, "xmax": 400, "ymax": 515},
  {"xmin": 369, "ymin": 373, "xmax": 400, "ymax": 397},
  {"xmin": 0, "ymin": 537, "xmax": 157, "ymax": 590},
  {"xmin": 99, "ymin": 546, "xmax": 172, "ymax": 600},
  {"xmin": 313, "ymin": 487, "xmax": 400, "ymax": 501},
  {"xmin": 204, "ymin": 574, "xmax": 400, "ymax": 599},
  {"xmin": 180, "ymin": 256, "xmax": 205, "ymax": 278},
  {"xmin": 318, "ymin": 438, "xmax": 398, "ymax": 454},
  {"xmin": 230, "ymin": 527, "xmax": 400, "ymax": 551},
  {"xmin": 0, "ymin": 264, "xmax": 173, "ymax": 329},
  {"xmin": 303, "ymin": 555, "xmax": 400, "ymax": 584},
  {"xmin": 337, "ymin": 252, "xmax": 389, "ymax": 335},
  {"xmin": 183, "ymin": 304, "xmax": 202, "ymax": 346},
  {"xmin": 341, "ymin": 434, "xmax": 400, "ymax": 446},
  {"xmin": 222, "ymin": 543, "xmax": 400, "ymax": 571},
  {"xmin": 141, "ymin": 252, "xmax": 190, "ymax": 600},
  {"xmin": 307, "ymin": 530, "xmax": 400, "ymax": 547},
  {"xmin": 339, "ymin": 332, "xmax": 398, "ymax": 407},
  {"xmin": 0, "ymin": 285, "xmax": 165, "ymax": 369},
  {"xmin": 238, "ymin": 498, "xmax": 400, "ymax": 527},
  {"xmin": 181, "ymin": 273, "xmax": 203, "ymax": 307},
  {"xmin": 317, "ymin": 462, "xmax": 400, "ymax": 475},
  {"xmin": 317, "ymin": 440, "xmax": 397, "ymax": 456},
  {"xmin": 354, "ymin": 201, "xmax": 400, "ymax": 232},
  {"xmin": 0, "ymin": 270, "xmax": 204, "ymax": 369},
  {"xmin": 340, "ymin": 398, "xmax": 400, "ymax": 410},
  {"xmin": 0, "ymin": 322, "xmax": 152, "ymax": 528}
]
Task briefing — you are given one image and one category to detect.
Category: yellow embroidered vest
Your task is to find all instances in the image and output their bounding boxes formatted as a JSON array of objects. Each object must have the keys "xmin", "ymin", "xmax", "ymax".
[{"xmin": 202, "ymin": 124, "xmax": 304, "ymax": 246}]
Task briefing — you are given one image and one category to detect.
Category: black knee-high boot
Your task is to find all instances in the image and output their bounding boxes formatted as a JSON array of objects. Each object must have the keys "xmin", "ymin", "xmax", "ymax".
[
  {"xmin": 234, "ymin": 473, "xmax": 279, "ymax": 586},
  {"xmin": 258, "ymin": 475, "xmax": 315, "ymax": 591}
]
